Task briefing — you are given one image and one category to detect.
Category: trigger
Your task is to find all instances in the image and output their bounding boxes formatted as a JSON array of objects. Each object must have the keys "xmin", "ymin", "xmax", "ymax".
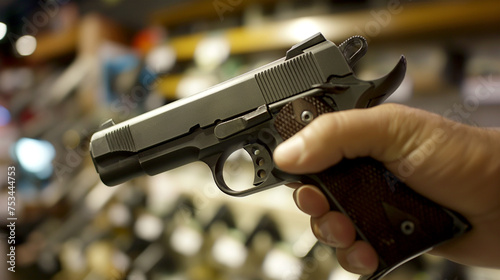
[{"xmin": 243, "ymin": 143, "xmax": 274, "ymax": 186}]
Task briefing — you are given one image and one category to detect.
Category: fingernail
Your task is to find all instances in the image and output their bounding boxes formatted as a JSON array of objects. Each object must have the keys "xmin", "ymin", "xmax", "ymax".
[
  {"xmin": 346, "ymin": 250, "xmax": 365, "ymax": 271},
  {"xmin": 293, "ymin": 188, "xmax": 303, "ymax": 210},
  {"xmin": 274, "ymin": 136, "xmax": 305, "ymax": 166},
  {"xmin": 315, "ymin": 221, "xmax": 340, "ymax": 247}
]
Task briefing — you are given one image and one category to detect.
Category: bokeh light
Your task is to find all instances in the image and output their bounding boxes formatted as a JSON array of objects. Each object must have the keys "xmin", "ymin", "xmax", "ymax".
[
  {"xmin": 13, "ymin": 138, "xmax": 56, "ymax": 179},
  {"xmin": 0, "ymin": 22, "xmax": 7, "ymax": 41},
  {"xmin": 16, "ymin": 35, "xmax": 38, "ymax": 56}
]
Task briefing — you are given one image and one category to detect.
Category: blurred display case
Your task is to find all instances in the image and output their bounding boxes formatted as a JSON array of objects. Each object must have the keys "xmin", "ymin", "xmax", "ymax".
[{"xmin": 1, "ymin": 0, "xmax": 500, "ymax": 280}]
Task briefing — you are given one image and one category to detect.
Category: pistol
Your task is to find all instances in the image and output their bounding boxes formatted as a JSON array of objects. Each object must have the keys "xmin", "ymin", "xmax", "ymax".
[{"xmin": 90, "ymin": 33, "xmax": 470, "ymax": 279}]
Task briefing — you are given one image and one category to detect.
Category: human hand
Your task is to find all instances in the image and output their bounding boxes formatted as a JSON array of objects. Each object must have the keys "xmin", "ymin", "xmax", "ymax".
[{"xmin": 273, "ymin": 103, "xmax": 500, "ymax": 276}]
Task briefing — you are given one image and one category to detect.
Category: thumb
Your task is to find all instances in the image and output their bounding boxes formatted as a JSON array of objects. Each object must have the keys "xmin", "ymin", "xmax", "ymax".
[{"xmin": 273, "ymin": 103, "xmax": 429, "ymax": 174}]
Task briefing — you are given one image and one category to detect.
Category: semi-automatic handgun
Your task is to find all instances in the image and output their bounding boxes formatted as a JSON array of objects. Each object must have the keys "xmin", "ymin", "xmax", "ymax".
[{"xmin": 90, "ymin": 33, "xmax": 471, "ymax": 279}]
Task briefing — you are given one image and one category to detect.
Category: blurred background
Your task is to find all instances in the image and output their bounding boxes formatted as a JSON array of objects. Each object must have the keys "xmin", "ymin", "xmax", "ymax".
[{"xmin": 1, "ymin": 0, "xmax": 500, "ymax": 279}]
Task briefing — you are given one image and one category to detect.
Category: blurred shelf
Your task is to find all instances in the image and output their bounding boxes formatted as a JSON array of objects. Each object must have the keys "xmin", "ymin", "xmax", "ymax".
[
  {"xmin": 28, "ymin": 26, "xmax": 79, "ymax": 63},
  {"xmin": 151, "ymin": 0, "xmax": 280, "ymax": 28},
  {"xmin": 27, "ymin": 15, "xmax": 127, "ymax": 64},
  {"xmin": 166, "ymin": 0, "xmax": 500, "ymax": 61}
]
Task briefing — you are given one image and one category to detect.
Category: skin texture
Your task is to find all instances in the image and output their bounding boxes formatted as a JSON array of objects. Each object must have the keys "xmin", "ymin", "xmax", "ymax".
[{"xmin": 273, "ymin": 103, "xmax": 500, "ymax": 276}]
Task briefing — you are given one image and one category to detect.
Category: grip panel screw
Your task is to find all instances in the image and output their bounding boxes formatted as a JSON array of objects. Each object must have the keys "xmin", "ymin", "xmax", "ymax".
[{"xmin": 301, "ymin": 111, "xmax": 314, "ymax": 123}]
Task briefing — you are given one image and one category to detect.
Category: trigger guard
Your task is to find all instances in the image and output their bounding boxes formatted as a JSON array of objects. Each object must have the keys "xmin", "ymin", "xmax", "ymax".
[{"xmin": 208, "ymin": 151, "xmax": 244, "ymax": 196}]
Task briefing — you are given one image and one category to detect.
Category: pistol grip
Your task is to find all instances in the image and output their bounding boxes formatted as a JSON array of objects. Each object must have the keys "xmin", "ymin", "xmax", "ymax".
[
  {"xmin": 274, "ymin": 97, "xmax": 471, "ymax": 279},
  {"xmin": 312, "ymin": 158, "xmax": 470, "ymax": 279}
]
